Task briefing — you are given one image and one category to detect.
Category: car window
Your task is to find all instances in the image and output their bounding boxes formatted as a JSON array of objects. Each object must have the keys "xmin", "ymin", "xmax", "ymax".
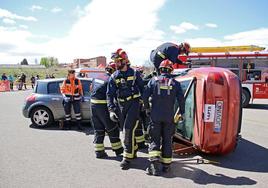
[
  {"xmin": 179, "ymin": 79, "xmax": 191, "ymax": 95},
  {"xmin": 81, "ymin": 80, "xmax": 92, "ymax": 96},
  {"xmin": 48, "ymin": 82, "xmax": 61, "ymax": 94},
  {"xmin": 175, "ymin": 78, "xmax": 195, "ymax": 141},
  {"xmin": 35, "ymin": 81, "xmax": 47, "ymax": 94}
]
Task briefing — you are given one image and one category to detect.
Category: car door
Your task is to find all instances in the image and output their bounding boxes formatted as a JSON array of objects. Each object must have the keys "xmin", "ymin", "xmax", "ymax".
[
  {"xmin": 47, "ymin": 81, "xmax": 65, "ymax": 120},
  {"xmin": 80, "ymin": 79, "xmax": 92, "ymax": 120},
  {"xmin": 174, "ymin": 77, "xmax": 196, "ymax": 141}
]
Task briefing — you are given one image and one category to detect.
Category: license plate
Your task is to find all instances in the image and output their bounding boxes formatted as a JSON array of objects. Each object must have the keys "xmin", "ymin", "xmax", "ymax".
[
  {"xmin": 214, "ymin": 101, "xmax": 223, "ymax": 133},
  {"xmin": 204, "ymin": 104, "xmax": 215, "ymax": 122}
]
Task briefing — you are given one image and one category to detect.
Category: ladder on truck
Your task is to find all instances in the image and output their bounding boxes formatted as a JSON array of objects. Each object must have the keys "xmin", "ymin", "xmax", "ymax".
[{"xmin": 191, "ymin": 45, "xmax": 265, "ymax": 53}]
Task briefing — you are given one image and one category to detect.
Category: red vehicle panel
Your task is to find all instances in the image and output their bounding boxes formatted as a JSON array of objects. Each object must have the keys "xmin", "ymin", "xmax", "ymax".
[
  {"xmin": 175, "ymin": 67, "xmax": 242, "ymax": 155},
  {"xmin": 253, "ymin": 83, "xmax": 268, "ymax": 99}
]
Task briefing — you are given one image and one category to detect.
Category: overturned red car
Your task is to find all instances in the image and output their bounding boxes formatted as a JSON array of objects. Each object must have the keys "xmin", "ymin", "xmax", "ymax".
[{"xmin": 173, "ymin": 67, "xmax": 242, "ymax": 155}]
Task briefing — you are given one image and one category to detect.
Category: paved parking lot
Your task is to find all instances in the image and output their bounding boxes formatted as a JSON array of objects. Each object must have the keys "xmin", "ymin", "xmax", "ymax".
[{"xmin": 0, "ymin": 90, "xmax": 267, "ymax": 188}]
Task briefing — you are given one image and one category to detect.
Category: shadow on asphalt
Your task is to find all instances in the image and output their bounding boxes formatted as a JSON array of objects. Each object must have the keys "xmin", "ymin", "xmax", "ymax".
[
  {"xmin": 165, "ymin": 138, "xmax": 268, "ymax": 185},
  {"xmin": 165, "ymin": 162, "xmax": 256, "ymax": 185},
  {"xmin": 29, "ymin": 122, "xmax": 94, "ymax": 135},
  {"xmin": 245, "ymin": 103, "xmax": 268, "ymax": 110},
  {"xmin": 203, "ymin": 138, "xmax": 268, "ymax": 173}
]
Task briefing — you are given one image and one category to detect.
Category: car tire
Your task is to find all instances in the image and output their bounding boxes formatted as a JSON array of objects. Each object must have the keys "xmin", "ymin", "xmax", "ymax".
[
  {"xmin": 30, "ymin": 106, "xmax": 54, "ymax": 128},
  {"xmin": 242, "ymin": 89, "xmax": 250, "ymax": 108}
]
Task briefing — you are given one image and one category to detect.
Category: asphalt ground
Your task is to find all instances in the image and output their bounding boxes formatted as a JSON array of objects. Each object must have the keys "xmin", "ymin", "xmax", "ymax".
[{"xmin": 0, "ymin": 90, "xmax": 267, "ymax": 188}]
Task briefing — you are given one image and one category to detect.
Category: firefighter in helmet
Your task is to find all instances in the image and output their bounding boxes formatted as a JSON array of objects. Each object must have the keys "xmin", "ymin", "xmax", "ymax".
[
  {"xmin": 107, "ymin": 48, "xmax": 144, "ymax": 170},
  {"xmin": 90, "ymin": 62, "xmax": 123, "ymax": 158},
  {"xmin": 150, "ymin": 42, "xmax": 190, "ymax": 71},
  {"xmin": 143, "ymin": 59, "xmax": 185, "ymax": 176},
  {"xmin": 60, "ymin": 69, "xmax": 84, "ymax": 130}
]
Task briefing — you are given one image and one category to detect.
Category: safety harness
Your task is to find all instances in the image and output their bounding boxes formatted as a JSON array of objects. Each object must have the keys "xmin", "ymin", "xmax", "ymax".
[
  {"xmin": 112, "ymin": 70, "xmax": 141, "ymax": 102},
  {"xmin": 154, "ymin": 76, "xmax": 173, "ymax": 95}
]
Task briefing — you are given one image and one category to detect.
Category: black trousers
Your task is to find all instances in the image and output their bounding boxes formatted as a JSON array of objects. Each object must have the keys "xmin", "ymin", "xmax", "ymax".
[
  {"xmin": 63, "ymin": 100, "xmax": 81, "ymax": 122},
  {"xmin": 91, "ymin": 104, "xmax": 122, "ymax": 153},
  {"xmin": 148, "ymin": 120, "xmax": 175, "ymax": 165},
  {"xmin": 119, "ymin": 99, "xmax": 140, "ymax": 159}
]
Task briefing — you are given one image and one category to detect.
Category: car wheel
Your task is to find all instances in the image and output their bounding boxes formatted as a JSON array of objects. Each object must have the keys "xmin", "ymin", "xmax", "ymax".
[
  {"xmin": 30, "ymin": 106, "xmax": 54, "ymax": 128},
  {"xmin": 242, "ymin": 89, "xmax": 250, "ymax": 108}
]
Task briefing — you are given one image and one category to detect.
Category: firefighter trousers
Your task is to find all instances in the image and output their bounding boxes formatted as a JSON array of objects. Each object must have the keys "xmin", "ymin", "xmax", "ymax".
[
  {"xmin": 119, "ymin": 99, "xmax": 140, "ymax": 159},
  {"xmin": 135, "ymin": 119, "xmax": 145, "ymax": 146},
  {"xmin": 91, "ymin": 104, "xmax": 122, "ymax": 153},
  {"xmin": 148, "ymin": 120, "xmax": 175, "ymax": 165},
  {"xmin": 63, "ymin": 100, "xmax": 82, "ymax": 122}
]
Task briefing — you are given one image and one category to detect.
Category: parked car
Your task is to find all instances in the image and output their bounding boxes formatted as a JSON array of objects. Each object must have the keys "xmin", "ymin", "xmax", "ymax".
[
  {"xmin": 22, "ymin": 78, "xmax": 93, "ymax": 127},
  {"xmin": 173, "ymin": 67, "xmax": 242, "ymax": 155}
]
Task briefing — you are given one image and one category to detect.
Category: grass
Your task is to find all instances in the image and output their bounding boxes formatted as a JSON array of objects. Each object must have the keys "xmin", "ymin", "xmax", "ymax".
[
  {"xmin": 0, "ymin": 67, "xmax": 68, "ymax": 78},
  {"xmin": 0, "ymin": 67, "xmax": 69, "ymax": 84}
]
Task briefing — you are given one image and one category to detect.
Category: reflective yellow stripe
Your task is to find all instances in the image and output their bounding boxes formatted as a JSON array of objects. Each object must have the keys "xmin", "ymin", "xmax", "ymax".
[
  {"xmin": 118, "ymin": 94, "xmax": 141, "ymax": 102},
  {"xmin": 95, "ymin": 144, "xmax": 105, "ymax": 151},
  {"xmin": 157, "ymin": 51, "xmax": 166, "ymax": 59},
  {"xmin": 149, "ymin": 150, "xmax": 161, "ymax": 158},
  {"xmin": 111, "ymin": 141, "xmax": 122, "ymax": 150},
  {"xmin": 134, "ymin": 144, "xmax": 138, "ymax": 151},
  {"xmin": 91, "ymin": 99, "xmax": 107, "ymax": 104},
  {"xmin": 123, "ymin": 120, "xmax": 139, "ymax": 159},
  {"xmin": 115, "ymin": 79, "xmax": 120, "ymax": 84},
  {"xmin": 160, "ymin": 86, "xmax": 173, "ymax": 90},
  {"xmin": 160, "ymin": 157, "xmax": 172, "ymax": 164},
  {"xmin": 133, "ymin": 94, "xmax": 140, "ymax": 99},
  {"xmin": 127, "ymin": 76, "xmax": 134, "ymax": 81},
  {"xmin": 95, "ymin": 143, "xmax": 105, "ymax": 151},
  {"xmin": 123, "ymin": 152, "xmax": 134, "ymax": 158},
  {"xmin": 135, "ymin": 135, "xmax": 145, "ymax": 143}
]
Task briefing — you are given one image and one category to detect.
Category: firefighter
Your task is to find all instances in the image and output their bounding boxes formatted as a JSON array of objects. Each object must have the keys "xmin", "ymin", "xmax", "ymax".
[
  {"xmin": 91, "ymin": 62, "xmax": 123, "ymax": 158},
  {"xmin": 107, "ymin": 48, "xmax": 144, "ymax": 170},
  {"xmin": 150, "ymin": 42, "xmax": 191, "ymax": 71},
  {"xmin": 61, "ymin": 69, "xmax": 84, "ymax": 131},
  {"xmin": 143, "ymin": 59, "xmax": 185, "ymax": 176}
]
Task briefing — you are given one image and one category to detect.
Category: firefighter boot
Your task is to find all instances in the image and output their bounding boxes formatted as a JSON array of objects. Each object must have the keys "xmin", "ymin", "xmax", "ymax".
[
  {"xmin": 76, "ymin": 121, "xmax": 84, "ymax": 131},
  {"xmin": 63, "ymin": 121, "xmax": 71, "ymax": 130},
  {"xmin": 96, "ymin": 151, "xmax": 108, "ymax": 159},
  {"xmin": 120, "ymin": 159, "xmax": 131, "ymax": 170},
  {"xmin": 162, "ymin": 164, "xmax": 171, "ymax": 173},
  {"xmin": 115, "ymin": 147, "xmax": 124, "ymax": 157},
  {"xmin": 147, "ymin": 160, "xmax": 160, "ymax": 176}
]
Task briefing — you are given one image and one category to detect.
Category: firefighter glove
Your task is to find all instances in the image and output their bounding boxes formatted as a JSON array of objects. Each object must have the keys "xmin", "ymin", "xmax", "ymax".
[{"xmin": 109, "ymin": 111, "xmax": 119, "ymax": 122}]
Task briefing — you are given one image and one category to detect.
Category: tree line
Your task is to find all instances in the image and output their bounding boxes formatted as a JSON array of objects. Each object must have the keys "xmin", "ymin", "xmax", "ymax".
[{"xmin": 20, "ymin": 57, "xmax": 59, "ymax": 68}]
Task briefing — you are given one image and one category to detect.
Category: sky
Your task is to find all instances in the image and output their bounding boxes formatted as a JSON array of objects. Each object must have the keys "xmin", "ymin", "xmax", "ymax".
[{"xmin": 0, "ymin": 0, "xmax": 268, "ymax": 65}]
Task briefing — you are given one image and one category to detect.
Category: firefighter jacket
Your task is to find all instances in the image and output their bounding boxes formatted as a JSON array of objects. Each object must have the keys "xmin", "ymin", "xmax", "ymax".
[
  {"xmin": 150, "ymin": 42, "xmax": 183, "ymax": 69},
  {"xmin": 107, "ymin": 67, "xmax": 144, "ymax": 112},
  {"xmin": 143, "ymin": 73, "xmax": 185, "ymax": 122},
  {"xmin": 91, "ymin": 73, "xmax": 110, "ymax": 104},
  {"xmin": 61, "ymin": 78, "xmax": 83, "ymax": 100}
]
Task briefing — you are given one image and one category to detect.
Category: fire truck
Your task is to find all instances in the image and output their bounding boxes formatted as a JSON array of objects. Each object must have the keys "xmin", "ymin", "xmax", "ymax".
[{"xmin": 187, "ymin": 46, "xmax": 268, "ymax": 107}]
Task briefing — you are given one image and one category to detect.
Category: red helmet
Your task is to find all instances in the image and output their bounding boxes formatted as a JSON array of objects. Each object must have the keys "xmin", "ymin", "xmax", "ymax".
[
  {"xmin": 159, "ymin": 59, "xmax": 174, "ymax": 71},
  {"xmin": 105, "ymin": 61, "xmax": 116, "ymax": 73},
  {"xmin": 111, "ymin": 48, "xmax": 128, "ymax": 61}
]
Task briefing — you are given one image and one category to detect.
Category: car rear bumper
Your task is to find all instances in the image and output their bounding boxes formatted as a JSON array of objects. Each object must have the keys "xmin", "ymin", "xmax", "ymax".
[{"xmin": 22, "ymin": 103, "xmax": 31, "ymax": 118}]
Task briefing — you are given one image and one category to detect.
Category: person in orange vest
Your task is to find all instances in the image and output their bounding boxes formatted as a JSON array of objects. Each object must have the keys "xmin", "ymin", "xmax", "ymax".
[{"xmin": 61, "ymin": 69, "xmax": 84, "ymax": 130}]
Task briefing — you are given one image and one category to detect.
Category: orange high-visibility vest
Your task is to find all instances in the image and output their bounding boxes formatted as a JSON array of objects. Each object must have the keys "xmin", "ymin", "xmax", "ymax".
[{"xmin": 61, "ymin": 78, "xmax": 83, "ymax": 97}]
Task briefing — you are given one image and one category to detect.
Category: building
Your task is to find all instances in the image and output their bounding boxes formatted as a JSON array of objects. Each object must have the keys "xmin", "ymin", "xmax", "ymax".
[{"xmin": 69, "ymin": 56, "xmax": 106, "ymax": 69}]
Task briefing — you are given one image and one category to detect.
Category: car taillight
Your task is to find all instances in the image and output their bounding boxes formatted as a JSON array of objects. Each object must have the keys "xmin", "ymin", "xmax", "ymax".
[
  {"xmin": 26, "ymin": 94, "xmax": 36, "ymax": 102},
  {"xmin": 212, "ymin": 73, "xmax": 224, "ymax": 85}
]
